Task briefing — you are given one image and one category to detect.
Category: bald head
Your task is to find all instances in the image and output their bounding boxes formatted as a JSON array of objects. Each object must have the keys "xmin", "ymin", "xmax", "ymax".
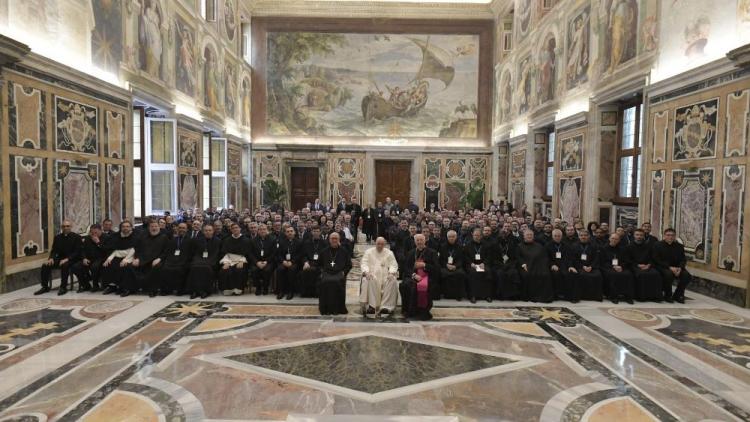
[{"xmin": 414, "ymin": 233, "xmax": 426, "ymax": 249}]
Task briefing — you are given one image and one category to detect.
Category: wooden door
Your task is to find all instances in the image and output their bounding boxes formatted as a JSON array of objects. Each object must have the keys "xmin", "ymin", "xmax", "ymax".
[
  {"xmin": 375, "ymin": 160, "xmax": 411, "ymax": 205},
  {"xmin": 290, "ymin": 167, "xmax": 319, "ymax": 211}
]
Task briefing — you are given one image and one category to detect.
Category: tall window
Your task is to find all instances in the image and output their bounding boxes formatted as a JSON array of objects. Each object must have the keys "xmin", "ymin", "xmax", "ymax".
[
  {"xmin": 132, "ymin": 108, "xmax": 145, "ymax": 220},
  {"xmin": 545, "ymin": 131, "xmax": 556, "ymax": 198},
  {"xmin": 201, "ymin": 0, "xmax": 217, "ymax": 21},
  {"xmin": 145, "ymin": 118, "xmax": 177, "ymax": 214},
  {"xmin": 211, "ymin": 138, "xmax": 227, "ymax": 208},
  {"xmin": 617, "ymin": 103, "xmax": 643, "ymax": 200}
]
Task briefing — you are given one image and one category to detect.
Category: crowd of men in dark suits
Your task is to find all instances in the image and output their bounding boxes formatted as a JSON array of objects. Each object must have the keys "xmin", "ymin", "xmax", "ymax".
[{"xmin": 36, "ymin": 196, "xmax": 692, "ymax": 315}]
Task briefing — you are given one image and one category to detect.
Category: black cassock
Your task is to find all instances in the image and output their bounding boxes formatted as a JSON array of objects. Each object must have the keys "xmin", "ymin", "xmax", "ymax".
[
  {"xmin": 299, "ymin": 238, "xmax": 325, "ymax": 297},
  {"xmin": 463, "ymin": 240, "xmax": 495, "ymax": 300},
  {"xmin": 493, "ymin": 237, "xmax": 522, "ymax": 300},
  {"xmin": 627, "ymin": 241, "xmax": 664, "ymax": 301},
  {"xmin": 652, "ymin": 240, "xmax": 692, "ymax": 300},
  {"xmin": 545, "ymin": 241, "xmax": 574, "ymax": 301},
  {"xmin": 250, "ymin": 235, "xmax": 276, "ymax": 294},
  {"xmin": 72, "ymin": 235, "xmax": 107, "ymax": 290},
  {"xmin": 566, "ymin": 241, "xmax": 603, "ymax": 301},
  {"xmin": 600, "ymin": 244, "xmax": 635, "ymax": 301},
  {"xmin": 101, "ymin": 233, "xmax": 137, "ymax": 290},
  {"xmin": 185, "ymin": 235, "xmax": 222, "ymax": 294},
  {"xmin": 276, "ymin": 236, "xmax": 302, "ymax": 298},
  {"xmin": 438, "ymin": 242, "xmax": 467, "ymax": 300},
  {"xmin": 130, "ymin": 232, "xmax": 170, "ymax": 293},
  {"xmin": 400, "ymin": 247, "xmax": 440, "ymax": 320},
  {"xmin": 318, "ymin": 246, "xmax": 352, "ymax": 315},
  {"xmin": 155, "ymin": 235, "xmax": 190, "ymax": 293},
  {"xmin": 517, "ymin": 241, "xmax": 554, "ymax": 303},
  {"xmin": 362, "ymin": 208, "xmax": 377, "ymax": 241},
  {"xmin": 218, "ymin": 235, "xmax": 251, "ymax": 291}
]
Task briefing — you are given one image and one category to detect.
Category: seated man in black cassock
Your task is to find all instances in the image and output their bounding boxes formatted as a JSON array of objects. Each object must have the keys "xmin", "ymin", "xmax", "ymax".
[
  {"xmin": 154, "ymin": 222, "xmax": 190, "ymax": 295},
  {"xmin": 494, "ymin": 228, "xmax": 521, "ymax": 300},
  {"xmin": 126, "ymin": 219, "xmax": 169, "ymax": 297},
  {"xmin": 566, "ymin": 230, "xmax": 602, "ymax": 301},
  {"xmin": 546, "ymin": 229, "xmax": 574, "ymax": 301},
  {"xmin": 185, "ymin": 223, "xmax": 222, "ymax": 299},
  {"xmin": 652, "ymin": 228, "xmax": 693, "ymax": 304},
  {"xmin": 400, "ymin": 234, "xmax": 439, "ymax": 321},
  {"xmin": 36, "ymin": 220, "xmax": 81, "ymax": 296},
  {"xmin": 438, "ymin": 230, "xmax": 467, "ymax": 301},
  {"xmin": 464, "ymin": 228, "xmax": 494, "ymax": 303},
  {"xmin": 276, "ymin": 226, "xmax": 302, "ymax": 300},
  {"xmin": 517, "ymin": 229, "xmax": 554, "ymax": 303},
  {"xmin": 219, "ymin": 222, "xmax": 251, "ymax": 296},
  {"xmin": 250, "ymin": 224, "xmax": 276, "ymax": 295},
  {"xmin": 300, "ymin": 226, "xmax": 325, "ymax": 297},
  {"xmin": 600, "ymin": 233, "xmax": 635, "ymax": 304},
  {"xmin": 627, "ymin": 229, "xmax": 666, "ymax": 302},
  {"xmin": 72, "ymin": 224, "xmax": 106, "ymax": 293},
  {"xmin": 318, "ymin": 233, "xmax": 352, "ymax": 315},
  {"xmin": 101, "ymin": 221, "xmax": 138, "ymax": 296}
]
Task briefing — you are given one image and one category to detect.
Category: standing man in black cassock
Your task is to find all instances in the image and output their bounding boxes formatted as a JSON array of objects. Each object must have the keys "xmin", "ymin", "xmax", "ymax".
[
  {"xmin": 276, "ymin": 226, "xmax": 302, "ymax": 300},
  {"xmin": 439, "ymin": 230, "xmax": 466, "ymax": 301},
  {"xmin": 517, "ymin": 230, "xmax": 554, "ymax": 303},
  {"xmin": 36, "ymin": 220, "xmax": 81, "ymax": 296},
  {"xmin": 652, "ymin": 228, "xmax": 693, "ymax": 304},
  {"xmin": 464, "ymin": 228, "xmax": 494, "ymax": 303},
  {"xmin": 546, "ymin": 229, "xmax": 574, "ymax": 301},
  {"xmin": 186, "ymin": 224, "xmax": 222, "ymax": 299},
  {"xmin": 362, "ymin": 204, "xmax": 377, "ymax": 243},
  {"xmin": 250, "ymin": 224, "xmax": 276, "ymax": 295},
  {"xmin": 156, "ymin": 222, "xmax": 190, "ymax": 295},
  {"xmin": 128, "ymin": 220, "xmax": 170, "ymax": 297},
  {"xmin": 300, "ymin": 226, "xmax": 325, "ymax": 297},
  {"xmin": 566, "ymin": 230, "xmax": 602, "ymax": 301},
  {"xmin": 318, "ymin": 233, "xmax": 352, "ymax": 315},
  {"xmin": 218, "ymin": 222, "xmax": 251, "ymax": 296},
  {"xmin": 600, "ymin": 233, "xmax": 635, "ymax": 304},
  {"xmin": 627, "ymin": 229, "xmax": 666, "ymax": 302},
  {"xmin": 72, "ymin": 224, "xmax": 106, "ymax": 293},
  {"xmin": 400, "ymin": 234, "xmax": 439, "ymax": 320},
  {"xmin": 494, "ymin": 229, "xmax": 521, "ymax": 300}
]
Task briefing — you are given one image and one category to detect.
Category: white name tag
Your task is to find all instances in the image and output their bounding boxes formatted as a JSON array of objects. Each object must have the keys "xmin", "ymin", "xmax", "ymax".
[
  {"xmin": 475, "ymin": 253, "xmax": 481, "ymax": 261},
  {"xmin": 260, "ymin": 250, "xmax": 264, "ymax": 257},
  {"xmin": 367, "ymin": 216, "xmax": 371, "ymax": 219},
  {"xmin": 447, "ymin": 256, "xmax": 454, "ymax": 265},
  {"xmin": 174, "ymin": 250, "xmax": 180, "ymax": 256},
  {"xmin": 285, "ymin": 253, "xmax": 291, "ymax": 261},
  {"xmin": 476, "ymin": 265, "xmax": 485, "ymax": 272},
  {"xmin": 503, "ymin": 254, "xmax": 509, "ymax": 262},
  {"xmin": 378, "ymin": 214, "xmax": 382, "ymax": 218},
  {"xmin": 581, "ymin": 254, "xmax": 587, "ymax": 261},
  {"xmin": 202, "ymin": 251, "xmax": 208, "ymax": 258},
  {"xmin": 555, "ymin": 252, "xmax": 562, "ymax": 259},
  {"xmin": 313, "ymin": 253, "xmax": 319, "ymax": 260},
  {"xmin": 612, "ymin": 258, "xmax": 619, "ymax": 266}
]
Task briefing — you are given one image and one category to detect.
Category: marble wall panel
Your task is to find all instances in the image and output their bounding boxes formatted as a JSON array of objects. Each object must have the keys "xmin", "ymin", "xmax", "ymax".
[
  {"xmin": 649, "ymin": 170, "xmax": 665, "ymax": 235},
  {"xmin": 671, "ymin": 168, "xmax": 714, "ymax": 263},
  {"xmin": 718, "ymin": 165, "xmax": 745, "ymax": 272},
  {"xmin": 424, "ymin": 158, "xmax": 442, "ymax": 209},
  {"xmin": 228, "ymin": 144, "xmax": 242, "ymax": 177},
  {"xmin": 497, "ymin": 144, "xmax": 509, "ymax": 199},
  {"xmin": 106, "ymin": 164, "xmax": 125, "ymax": 226},
  {"xmin": 652, "ymin": 110, "xmax": 669, "ymax": 163},
  {"xmin": 510, "ymin": 182, "xmax": 524, "ymax": 210},
  {"xmin": 615, "ymin": 205, "xmax": 639, "ymax": 228},
  {"xmin": 54, "ymin": 96, "xmax": 98, "ymax": 155},
  {"xmin": 10, "ymin": 156, "xmax": 48, "ymax": 259},
  {"xmin": 179, "ymin": 173, "xmax": 199, "ymax": 210},
  {"xmin": 599, "ymin": 130, "xmax": 617, "ymax": 200},
  {"xmin": 9, "ymin": 82, "xmax": 45, "ymax": 149},
  {"xmin": 673, "ymin": 98, "xmax": 718, "ymax": 161},
  {"xmin": 725, "ymin": 89, "xmax": 749, "ymax": 157},
  {"xmin": 560, "ymin": 134, "xmax": 583, "ymax": 172},
  {"xmin": 105, "ymin": 111, "xmax": 125, "ymax": 159},
  {"xmin": 559, "ymin": 176, "xmax": 581, "ymax": 224},
  {"xmin": 533, "ymin": 144, "xmax": 545, "ymax": 198},
  {"xmin": 178, "ymin": 130, "xmax": 199, "ymax": 168},
  {"xmin": 54, "ymin": 161, "xmax": 99, "ymax": 235},
  {"xmin": 328, "ymin": 154, "xmax": 365, "ymax": 204},
  {"xmin": 511, "ymin": 149, "xmax": 526, "ymax": 179}
]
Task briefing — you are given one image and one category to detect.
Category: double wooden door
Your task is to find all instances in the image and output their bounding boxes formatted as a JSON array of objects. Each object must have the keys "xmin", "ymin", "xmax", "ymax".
[
  {"xmin": 290, "ymin": 167, "xmax": 319, "ymax": 211},
  {"xmin": 375, "ymin": 160, "xmax": 411, "ymax": 205}
]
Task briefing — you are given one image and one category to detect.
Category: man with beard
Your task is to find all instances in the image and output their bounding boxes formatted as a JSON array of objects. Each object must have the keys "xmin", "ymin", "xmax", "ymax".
[
  {"xmin": 250, "ymin": 224, "xmax": 276, "ymax": 295},
  {"xmin": 400, "ymin": 234, "xmax": 440, "ymax": 320},
  {"xmin": 318, "ymin": 233, "xmax": 352, "ymax": 315},
  {"xmin": 300, "ymin": 226, "xmax": 325, "ymax": 297},
  {"xmin": 155, "ymin": 222, "xmax": 190, "ymax": 295},
  {"xmin": 72, "ymin": 224, "xmax": 106, "ymax": 293},
  {"xmin": 186, "ymin": 224, "xmax": 222, "ymax": 299},
  {"xmin": 427, "ymin": 226, "xmax": 443, "ymax": 251},
  {"xmin": 517, "ymin": 229, "xmax": 554, "ymax": 303},
  {"xmin": 101, "ymin": 221, "xmax": 138, "ymax": 296},
  {"xmin": 464, "ymin": 228, "xmax": 494, "ymax": 303},
  {"xmin": 494, "ymin": 228, "xmax": 522, "ymax": 300},
  {"xmin": 546, "ymin": 229, "xmax": 574, "ymax": 301},
  {"xmin": 566, "ymin": 230, "xmax": 602, "ymax": 301},
  {"xmin": 126, "ymin": 219, "xmax": 170, "ymax": 297},
  {"xmin": 439, "ymin": 230, "xmax": 467, "ymax": 301},
  {"xmin": 627, "ymin": 229, "xmax": 666, "ymax": 302},
  {"xmin": 562, "ymin": 225, "xmax": 579, "ymax": 247},
  {"xmin": 360, "ymin": 236, "xmax": 399, "ymax": 316},
  {"xmin": 600, "ymin": 233, "xmax": 635, "ymax": 304},
  {"xmin": 218, "ymin": 222, "xmax": 251, "ymax": 296},
  {"xmin": 36, "ymin": 220, "xmax": 81, "ymax": 296},
  {"xmin": 641, "ymin": 222, "xmax": 659, "ymax": 245},
  {"xmin": 276, "ymin": 226, "xmax": 302, "ymax": 300},
  {"xmin": 652, "ymin": 228, "xmax": 692, "ymax": 304}
]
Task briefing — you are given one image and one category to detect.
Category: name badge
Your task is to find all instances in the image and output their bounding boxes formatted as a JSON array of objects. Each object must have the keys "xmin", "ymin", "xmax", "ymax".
[
  {"xmin": 313, "ymin": 253, "xmax": 319, "ymax": 260},
  {"xmin": 475, "ymin": 253, "xmax": 481, "ymax": 261},
  {"xmin": 503, "ymin": 254, "xmax": 509, "ymax": 262},
  {"xmin": 581, "ymin": 253, "xmax": 587, "ymax": 261},
  {"xmin": 260, "ymin": 250, "xmax": 264, "ymax": 257},
  {"xmin": 612, "ymin": 258, "xmax": 619, "ymax": 266},
  {"xmin": 174, "ymin": 250, "xmax": 181, "ymax": 256},
  {"xmin": 276, "ymin": 243, "xmax": 279, "ymax": 249},
  {"xmin": 447, "ymin": 256, "xmax": 454, "ymax": 265},
  {"xmin": 202, "ymin": 251, "xmax": 208, "ymax": 259},
  {"xmin": 378, "ymin": 214, "xmax": 382, "ymax": 218},
  {"xmin": 367, "ymin": 216, "xmax": 371, "ymax": 219},
  {"xmin": 285, "ymin": 253, "xmax": 291, "ymax": 261},
  {"xmin": 555, "ymin": 251, "xmax": 562, "ymax": 259}
]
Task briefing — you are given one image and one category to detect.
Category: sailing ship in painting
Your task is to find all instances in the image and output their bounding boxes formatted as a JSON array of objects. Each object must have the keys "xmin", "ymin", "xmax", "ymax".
[{"xmin": 266, "ymin": 32, "xmax": 479, "ymax": 138}]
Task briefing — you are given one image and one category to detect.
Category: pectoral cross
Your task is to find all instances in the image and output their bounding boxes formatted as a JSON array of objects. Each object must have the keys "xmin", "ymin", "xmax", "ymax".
[{"xmin": 330, "ymin": 261, "xmax": 336, "ymax": 268}]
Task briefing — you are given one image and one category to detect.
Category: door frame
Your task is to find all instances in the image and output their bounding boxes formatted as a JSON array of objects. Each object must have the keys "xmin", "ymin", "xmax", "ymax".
[
  {"xmin": 371, "ymin": 157, "xmax": 417, "ymax": 206},
  {"xmin": 283, "ymin": 160, "xmax": 326, "ymax": 209},
  {"xmin": 289, "ymin": 166, "xmax": 321, "ymax": 211}
]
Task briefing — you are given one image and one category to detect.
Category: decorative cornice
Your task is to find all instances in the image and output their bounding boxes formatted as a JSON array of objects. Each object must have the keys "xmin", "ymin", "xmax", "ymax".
[
  {"xmin": 554, "ymin": 111, "xmax": 588, "ymax": 132},
  {"xmin": 246, "ymin": 0, "xmax": 495, "ymax": 19},
  {"xmin": 0, "ymin": 34, "xmax": 30, "ymax": 69},
  {"xmin": 646, "ymin": 57, "xmax": 740, "ymax": 101},
  {"xmin": 727, "ymin": 43, "xmax": 750, "ymax": 69}
]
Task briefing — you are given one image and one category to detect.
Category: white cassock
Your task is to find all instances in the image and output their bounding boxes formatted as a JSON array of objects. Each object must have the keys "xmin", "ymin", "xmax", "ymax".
[{"xmin": 360, "ymin": 247, "xmax": 399, "ymax": 311}]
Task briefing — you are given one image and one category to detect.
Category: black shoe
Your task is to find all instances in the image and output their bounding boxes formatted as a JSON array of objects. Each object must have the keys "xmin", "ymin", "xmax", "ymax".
[
  {"xmin": 190, "ymin": 292, "xmax": 199, "ymax": 299},
  {"xmin": 255, "ymin": 289, "xmax": 262, "ymax": 296},
  {"xmin": 674, "ymin": 296, "xmax": 685, "ymax": 304},
  {"xmin": 611, "ymin": 299, "xmax": 619, "ymax": 304},
  {"xmin": 200, "ymin": 292, "xmax": 209, "ymax": 299},
  {"xmin": 470, "ymin": 297, "xmax": 477, "ymax": 304},
  {"xmin": 34, "ymin": 287, "xmax": 50, "ymax": 295},
  {"xmin": 626, "ymin": 299, "xmax": 634, "ymax": 305},
  {"xmin": 285, "ymin": 293, "xmax": 293, "ymax": 300},
  {"xmin": 102, "ymin": 285, "xmax": 117, "ymax": 295},
  {"xmin": 366, "ymin": 306, "xmax": 376, "ymax": 315},
  {"xmin": 571, "ymin": 299, "xmax": 580, "ymax": 304},
  {"xmin": 91, "ymin": 284, "xmax": 101, "ymax": 293},
  {"xmin": 456, "ymin": 297, "xmax": 462, "ymax": 302},
  {"xmin": 120, "ymin": 290, "xmax": 130, "ymax": 297},
  {"xmin": 159, "ymin": 290, "xmax": 169, "ymax": 296},
  {"xmin": 77, "ymin": 284, "xmax": 91, "ymax": 293},
  {"xmin": 262, "ymin": 288, "xmax": 269, "ymax": 295},
  {"xmin": 149, "ymin": 291, "xmax": 157, "ymax": 298},
  {"xmin": 57, "ymin": 287, "xmax": 68, "ymax": 296},
  {"xmin": 664, "ymin": 297, "xmax": 674, "ymax": 303},
  {"xmin": 486, "ymin": 297, "xmax": 493, "ymax": 303},
  {"xmin": 380, "ymin": 308, "xmax": 390, "ymax": 315},
  {"xmin": 276, "ymin": 293, "xmax": 284, "ymax": 300}
]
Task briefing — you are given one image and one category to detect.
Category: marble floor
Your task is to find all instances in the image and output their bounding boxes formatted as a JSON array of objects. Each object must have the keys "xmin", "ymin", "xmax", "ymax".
[{"xmin": 0, "ymin": 245, "xmax": 749, "ymax": 421}]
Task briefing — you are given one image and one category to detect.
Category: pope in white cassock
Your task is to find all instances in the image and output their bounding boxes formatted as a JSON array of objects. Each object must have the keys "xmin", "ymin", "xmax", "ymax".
[{"xmin": 360, "ymin": 237, "xmax": 399, "ymax": 316}]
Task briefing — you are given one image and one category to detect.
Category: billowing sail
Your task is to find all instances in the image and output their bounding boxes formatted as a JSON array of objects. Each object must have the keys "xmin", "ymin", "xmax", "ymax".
[{"xmin": 409, "ymin": 37, "xmax": 455, "ymax": 88}]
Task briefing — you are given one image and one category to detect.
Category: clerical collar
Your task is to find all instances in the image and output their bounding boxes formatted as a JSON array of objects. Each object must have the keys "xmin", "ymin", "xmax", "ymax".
[{"xmin": 232, "ymin": 234, "xmax": 242, "ymax": 239}]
